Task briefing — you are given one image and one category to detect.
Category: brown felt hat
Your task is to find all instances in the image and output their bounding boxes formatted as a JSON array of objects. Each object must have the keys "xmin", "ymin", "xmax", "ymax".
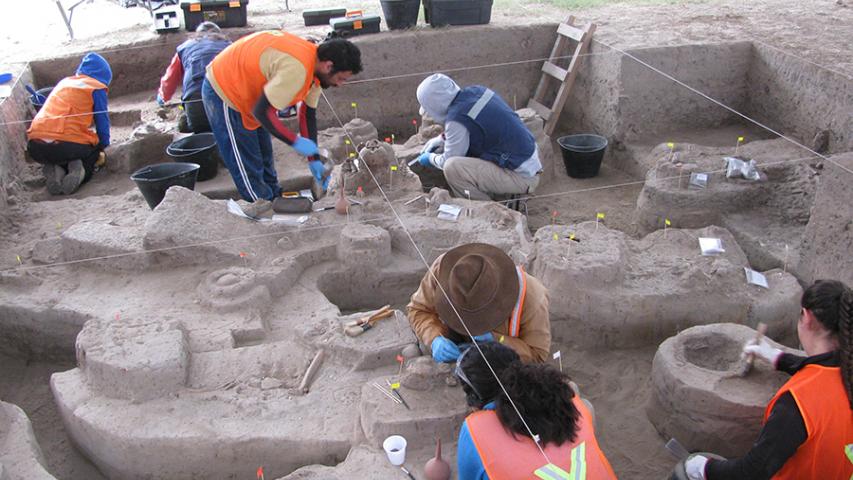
[{"xmin": 435, "ymin": 243, "xmax": 519, "ymax": 336}]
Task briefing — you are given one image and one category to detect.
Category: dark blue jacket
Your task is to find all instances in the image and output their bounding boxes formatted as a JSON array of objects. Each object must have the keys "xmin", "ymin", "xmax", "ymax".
[
  {"xmin": 176, "ymin": 38, "xmax": 230, "ymax": 100},
  {"xmin": 77, "ymin": 52, "xmax": 112, "ymax": 148},
  {"xmin": 446, "ymin": 86, "xmax": 536, "ymax": 170}
]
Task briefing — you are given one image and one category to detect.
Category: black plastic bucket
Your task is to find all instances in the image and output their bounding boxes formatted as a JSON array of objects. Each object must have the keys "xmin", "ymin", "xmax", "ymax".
[
  {"xmin": 381, "ymin": 0, "xmax": 420, "ymax": 29},
  {"xmin": 557, "ymin": 134, "xmax": 608, "ymax": 179},
  {"xmin": 30, "ymin": 87, "xmax": 53, "ymax": 111},
  {"xmin": 166, "ymin": 133, "xmax": 220, "ymax": 181},
  {"xmin": 131, "ymin": 162, "xmax": 200, "ymax": 209}
]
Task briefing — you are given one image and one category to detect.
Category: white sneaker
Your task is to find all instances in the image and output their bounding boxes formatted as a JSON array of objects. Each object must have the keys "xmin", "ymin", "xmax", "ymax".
[{"xmin": 240, "ymin": 199, "xmax": 272, "ymax": 218}]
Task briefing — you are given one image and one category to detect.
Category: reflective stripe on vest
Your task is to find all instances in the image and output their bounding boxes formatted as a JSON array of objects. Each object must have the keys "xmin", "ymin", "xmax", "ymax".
[
  {"xmin": 208, "ymin": 30, "xmax": 317, "ymax": 130},
  {"xmin": 508, "ymin": 266, "xmax": 527, "ymax": 337},
  {"xmin": 764, "ymin": 364, "xmax": 853, "ymax": 479},
  {"xmin": 534, "ymin": 462, "xmax": 572, "ymax": 480},
  {"xmin": 467, "ymin": 397, "xmax": 617, "ymax": 480},
  {"xmin": 27, "ymin": 75, "xmax": 106, "ymax": 146},
  {"xmin": 467, "ymin": 88, "xmax": 494, "ymax": 120}
]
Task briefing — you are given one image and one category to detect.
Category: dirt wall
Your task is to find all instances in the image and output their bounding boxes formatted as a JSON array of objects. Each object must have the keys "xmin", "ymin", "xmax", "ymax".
[
  {"xmin": 797, "ymin": 153, "xmax": 853, "ymax": 286},
  {"xmin": 616, "ymin": 42, "xmax": 752, "ymax": 141},
  {"xmin": 28, "ymin": 24, "xmax": 558, "ymax": 134},
  {"xmin": 0, "ymin": 64, "xmax": 35, "ymax": 212},
  {"xmin": 746, "ymin": 44, "xmax": 853, "ymax": 154}
]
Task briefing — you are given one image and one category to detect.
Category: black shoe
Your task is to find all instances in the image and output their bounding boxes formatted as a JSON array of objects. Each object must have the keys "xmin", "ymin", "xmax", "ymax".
[
  {"xmin": 62, "ymin": 160, "xmax": 85, "ymax": 195},
  {"xmin": 43, "ymin": 164, "xmax": 64, "ymax": 195}
]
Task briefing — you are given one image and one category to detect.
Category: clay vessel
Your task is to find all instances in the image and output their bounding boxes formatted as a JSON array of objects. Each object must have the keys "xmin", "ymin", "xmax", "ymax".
[
  {"xmin": 335, "ymin": 183, "xmax": 348, "ymax": 215},
  {"xmin": 424, "ymin": 438, "xmax": 451, "ymax": 480}
]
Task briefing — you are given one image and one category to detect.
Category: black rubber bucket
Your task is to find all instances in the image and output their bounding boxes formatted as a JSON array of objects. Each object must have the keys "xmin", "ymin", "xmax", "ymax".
[
  {"xmin": 381, "ymin": 0, "xmax": 420, "ymax": 29},
  {"xmin": 557, "ymin": 134, "xmax": 608, "ymax": 179},
  {"xmin": 131, "ymin": 162, "xmax": 200, "ymax": 209},
  {"xmin": 166, "ymin": 133, "xmax": 220, "ymax": 181},
  {"xmin": 30, "ymin": 87, "xmax": 53, "ymax": 111}
]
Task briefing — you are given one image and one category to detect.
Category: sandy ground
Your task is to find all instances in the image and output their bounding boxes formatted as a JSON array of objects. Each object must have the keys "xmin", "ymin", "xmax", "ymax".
[{"xmin": 1, "ymin": 0, "xmax": 851, "ymax": 478}]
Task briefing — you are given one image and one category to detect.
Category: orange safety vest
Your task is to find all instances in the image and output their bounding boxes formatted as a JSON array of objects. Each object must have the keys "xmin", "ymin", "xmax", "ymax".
[
  {"xmin": 467, "ymin": 396, "xmax": 617, "ymax": 480},
  {"xmin": 27, "ymin": 75, "xmax": 106, "ymax": 146},
  {"xmin": 764, "ymin": 364, "xmax": 853, "ymax": 480},
  {"xmin": 208, "ymin": 30, "xmax": 318, "ymax": 130},
  {"xmin": 507, "ymin": 266, "xmax": 528, "ymax": 337}
]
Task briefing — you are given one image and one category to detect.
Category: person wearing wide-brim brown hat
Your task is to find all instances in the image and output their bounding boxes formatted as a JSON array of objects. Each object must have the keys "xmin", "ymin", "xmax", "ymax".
[{"xmin": 407, "ymin": 243, "xmax": 552, "ymax": 363}]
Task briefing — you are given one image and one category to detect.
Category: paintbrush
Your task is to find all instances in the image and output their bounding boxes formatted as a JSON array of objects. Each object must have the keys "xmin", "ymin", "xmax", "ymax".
[{"xmin": 738, "ymin": 322, "xmax": 768, "ymax": 377}]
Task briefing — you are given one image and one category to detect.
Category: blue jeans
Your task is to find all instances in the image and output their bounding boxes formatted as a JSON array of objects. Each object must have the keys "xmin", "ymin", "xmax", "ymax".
[{"xmin": 202, "ymin": 78, "xmax": 280, "ymax": 201}]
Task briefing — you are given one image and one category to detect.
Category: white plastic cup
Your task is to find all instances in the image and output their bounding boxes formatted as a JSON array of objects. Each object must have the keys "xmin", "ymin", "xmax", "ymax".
[{"xmin": 383, "ymin": 435, "xmax": 407, "ymax": 466}]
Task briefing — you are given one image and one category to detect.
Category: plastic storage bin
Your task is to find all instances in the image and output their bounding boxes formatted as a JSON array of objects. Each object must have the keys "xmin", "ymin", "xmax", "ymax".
[
  {"xmin": 380, "ymin": 0, "xmax": 420, "ymax": 29},
  {"xmin": 425, "ymin": 0, "xmax": 492, "ymax": 26},
  {"xmin": 181, "ymin": 0, "xmax": 248, "ymax": 31},
  {"xmin": 330, "ymin": 12, "xmax": 381, "ymax": 37},
  {"xmin": 302, "ymin": 7, "xmax": 347, "ymax": 26}
]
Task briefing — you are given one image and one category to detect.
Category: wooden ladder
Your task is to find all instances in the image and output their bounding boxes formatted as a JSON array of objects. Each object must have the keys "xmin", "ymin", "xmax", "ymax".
[{"xmin": 527, "ymin": 16, "xmax": 596, "ymax": 136}]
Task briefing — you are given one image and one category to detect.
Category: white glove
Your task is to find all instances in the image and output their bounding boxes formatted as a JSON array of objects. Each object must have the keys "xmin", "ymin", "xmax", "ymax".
[
  {"xmin": 421, "ymin": 136, "xmax": 444, "ymax": 154},
  {"xmin": 685, "ymin": 455, "xmax": 708, "ymax": 480},
  {"xmin": 742, "ymin": 337, "xmax": 782, "ymax": 367}
]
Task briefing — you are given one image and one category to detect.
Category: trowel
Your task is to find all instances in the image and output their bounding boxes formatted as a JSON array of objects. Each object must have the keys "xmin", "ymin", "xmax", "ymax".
[
  {"xmin": 274, "ymin": 148, "xmax": 335, "ymax": 214},
  {"xmin": 310, "ymin": 147, "xmax": 335, "ymax": 201}
]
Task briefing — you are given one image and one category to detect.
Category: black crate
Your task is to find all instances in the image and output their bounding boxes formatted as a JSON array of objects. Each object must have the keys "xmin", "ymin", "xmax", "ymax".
[
  {"xmin": 330, "ymin": 14, "xmax": 381, "ymax": 37},
  {"xmin": 181, "ymin": 0, "xmax": 248, "ymax": 31},
  {"xmin": 303, "ymin": 7, "xmax": 347, "ymax": 26},
  {"xmin": 426, "ymin": 0, "xmax": 492, "ymax": 27}
]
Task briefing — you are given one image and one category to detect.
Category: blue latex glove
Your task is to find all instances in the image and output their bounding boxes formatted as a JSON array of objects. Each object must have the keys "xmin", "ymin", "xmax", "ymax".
[
  {"xmin": 431, "ymin": 336, "xmax": 461, "ymax": 363},
  {"xmin": 421, "ymin": 136, "xmax": 444, "ymax": 154},
  {"xmin": 156, "ymin": 94, "xmax": 165, "ymax": 106},
  {"xmin": 308, "ymin": 159, "xmax": 329, "ymax": 188},
  {"xmin": 418, "ymin": 152, "xmax": 435, "ymax": 168},
  {"xmin": 293, "ymin": 136, "xmax": 319, "ymax": 157},
  {"xmin": 471, "ymin": 332, "xmax": 494, "ymax": 343}
]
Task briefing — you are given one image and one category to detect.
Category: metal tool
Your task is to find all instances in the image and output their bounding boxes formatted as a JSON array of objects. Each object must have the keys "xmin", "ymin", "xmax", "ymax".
[
  {"xmin": 310, "ymin": 147, "xmax": 336, "ymax": 200},
  {"xmin": 400, "ymin": 465, "xmax": 416, "ymax": 480},
  {"xmin": 385, "ymin": 379, "xmax": 411, "ymax": 410},
  {"xmin": 371, "ymin": 382, "xmax": 402, "ymax": 404},
  {"xmin": 344, "ymin": 305, "xmax": 394, "ymax": 337},
  {"xmin": 665, "ymin": 437, "xmax": 691, "ymax": 461}
]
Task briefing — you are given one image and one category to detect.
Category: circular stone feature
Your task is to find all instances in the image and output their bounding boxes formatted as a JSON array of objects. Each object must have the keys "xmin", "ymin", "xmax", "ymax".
[
  {"xmin": 647, "ymin": 323, "xmax": 795, "ymax": 457},
  {"xmin": 337, "ymin": 223, "xmax": 392, "ymax": 268},
  {"xmin": 683, "ymin": 333, "xmax": 743, "ymax": 372},
  {"xmin": 197, "ymin": 267, "xmax": 271, "ymax": 312}
]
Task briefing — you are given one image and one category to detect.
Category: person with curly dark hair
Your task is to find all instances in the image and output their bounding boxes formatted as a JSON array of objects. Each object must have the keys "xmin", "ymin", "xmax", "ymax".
[
  {"xmin": 684, "ymin": 279, "xmax": 853, "ymax": 480},
  {"xmin": 455, "ymin": 342, "xmax": 616, "ymax": 479}
]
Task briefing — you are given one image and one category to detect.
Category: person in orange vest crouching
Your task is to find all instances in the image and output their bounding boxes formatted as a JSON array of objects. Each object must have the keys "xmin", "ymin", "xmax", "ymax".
[
  {"xmin": 201, "ymin": 31, "xmax": 362, "ymax": 217},
  {"xmin": 456, "ymin": 342, "xmax": 617, "ymax": 479},
  {"xmin": 407, "ymin": 243, "xmax": 551, "ymax": 364},
  {"xmin": 27, "ymin": 52, "xmax": 112, "ymax": 195},
  {"xmin": 683, "ymin": 279, "xmax": 853, "ymax": 479}
]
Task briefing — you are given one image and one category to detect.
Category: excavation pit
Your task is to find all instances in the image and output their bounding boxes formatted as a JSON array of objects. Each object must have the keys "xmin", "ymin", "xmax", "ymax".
[{"xmin": 0, "ymin": 12, "xmax": 850, "ymax": 480}]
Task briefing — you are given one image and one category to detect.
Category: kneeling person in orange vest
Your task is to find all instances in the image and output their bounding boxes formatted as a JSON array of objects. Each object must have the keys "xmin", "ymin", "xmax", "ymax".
[
  {"xmin": 683, "ymin": 279, "xmax": 853, "ymax": 480},
  {"xmin": 202, "ymin": 32, "xmax": 362, "ymax": 216},
  {"xmin": 406, "ymin": 243, "xmax": 551, "ymax": 363},
  {"xmin": 456, "ymin": 342, "xmax": 617, "ymax": 480},
  {"xmin": 27, "ymin": 52, "xmax": 112, "ymax": 195}
]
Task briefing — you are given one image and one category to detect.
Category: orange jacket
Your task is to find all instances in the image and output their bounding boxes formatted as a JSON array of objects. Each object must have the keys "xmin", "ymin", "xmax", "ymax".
[
  {"xmin": 27, "ymin": 75, "xmax": 107, "ymax": 146},
  {"xmin": 466, "ymin": 396, "xmax": 617, "ymax": 479},
  {"xmin": 207, "ymin": 31, "xmax": 318, "ymax": 130},
  {"xmin": 764, "ymin": 364, "xmax": 853, "ymax": 479}
]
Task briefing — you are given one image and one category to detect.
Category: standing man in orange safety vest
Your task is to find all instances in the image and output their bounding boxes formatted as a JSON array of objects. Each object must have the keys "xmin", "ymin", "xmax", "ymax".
[
  {"xmin": 202, "ymin": 31, "xmax": 362, "ymax": 216},
  {"xmin": 407, "ymin": 243, "xmax": 552, "ymax": 363}
]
